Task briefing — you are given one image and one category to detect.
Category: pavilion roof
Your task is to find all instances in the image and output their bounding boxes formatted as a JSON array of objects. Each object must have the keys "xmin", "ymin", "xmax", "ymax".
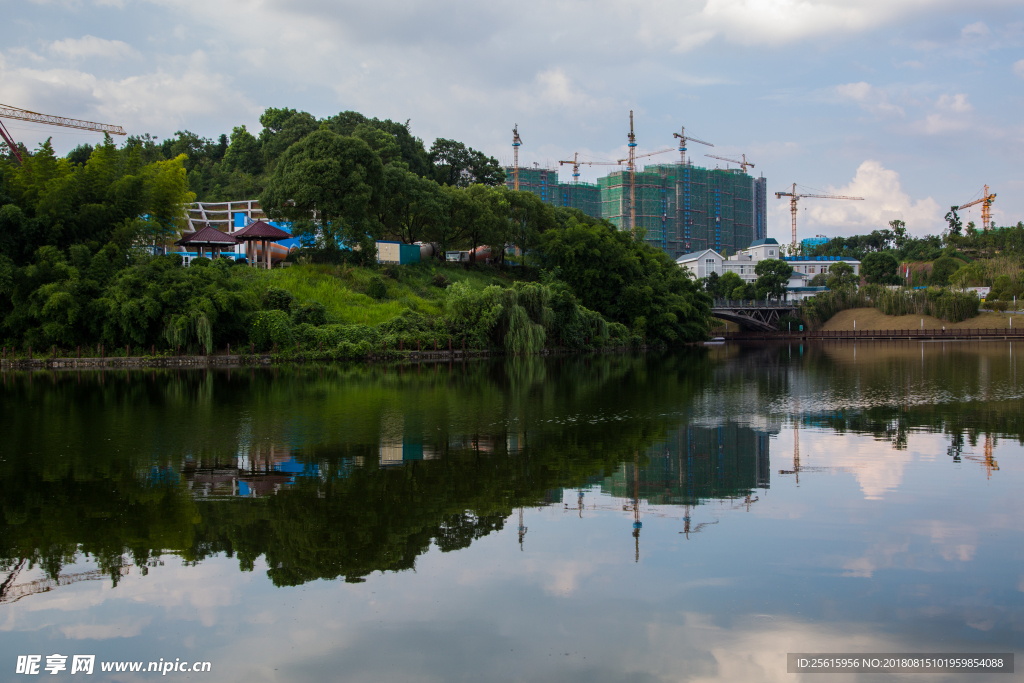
[
  {"xmin": 176, "ymin": 225, "xmax": 238, "ymax": 246},
  {"xmin": 232, "ymin": 220, "xmax": 291, "ymax": 241}
]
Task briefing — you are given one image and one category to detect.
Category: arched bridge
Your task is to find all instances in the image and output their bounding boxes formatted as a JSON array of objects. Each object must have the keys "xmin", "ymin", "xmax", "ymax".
[{"xmin": 711, "ymin": 300, "xmax": 799, "ymax": 332}]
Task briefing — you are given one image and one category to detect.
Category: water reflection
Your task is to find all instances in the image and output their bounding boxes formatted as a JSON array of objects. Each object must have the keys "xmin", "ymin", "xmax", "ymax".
[{"xmin": 1, "ymin": 346, "xmax": 1022, "ymax": 682}]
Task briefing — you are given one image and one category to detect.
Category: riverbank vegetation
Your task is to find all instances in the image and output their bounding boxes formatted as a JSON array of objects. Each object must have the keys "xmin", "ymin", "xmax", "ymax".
[
  {"xmin": 0, "ymin": 109, "xmax": 713, "ymax": 354},
  {"xmin": 800, "ymin": 284, "xmax": 981, "ymax": 329},
  {"xmin": 793, "ymin": 216, "xmax": 1021, "ymax": 327}
]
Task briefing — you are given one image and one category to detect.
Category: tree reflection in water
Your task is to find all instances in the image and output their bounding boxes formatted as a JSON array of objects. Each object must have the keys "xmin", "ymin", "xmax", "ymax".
[{"xmin": 1, "ymin": 342, "xmax": 1019, "ymax": 597}]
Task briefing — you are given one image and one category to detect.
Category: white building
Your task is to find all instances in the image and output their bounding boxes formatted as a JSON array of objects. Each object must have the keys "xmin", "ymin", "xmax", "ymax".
[
  {"xmin": 676, "ymin": 249, "xmax": 724, "ymax": 280},
  {"xmin": 721, "ymin": 238, "xmax": 860, "ymax": 284},
  {"xmin": 680, "ymin": 237, "xmax": 861, "ymax": 302}
]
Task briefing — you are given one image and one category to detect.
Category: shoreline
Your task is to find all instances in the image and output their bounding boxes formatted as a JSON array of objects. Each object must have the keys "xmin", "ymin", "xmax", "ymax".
[{"xmin": 0, "ymin": 344, "xmax": 657, "ymax": 370}]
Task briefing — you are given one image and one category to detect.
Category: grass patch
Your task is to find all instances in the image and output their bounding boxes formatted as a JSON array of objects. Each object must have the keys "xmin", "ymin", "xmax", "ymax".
[
  {"xmin": 234, "ymin": 262, "xmax": 532, "ymax": 327},
  {"xmin": 820, "ymin": 308, "xmax": 1018, "ymax": 331}
]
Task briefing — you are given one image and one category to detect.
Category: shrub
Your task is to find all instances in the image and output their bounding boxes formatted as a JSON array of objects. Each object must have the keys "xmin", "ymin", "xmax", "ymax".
[
  {"xmin": 263, "ymin": 287, "xmax": 295, "ymax": 312},
  {"xmin": 929, "ymin": 256, "xmax": 960, "ymax": 286},
  {"xmin": 431, "ymin": 273, "xmax": 451, "ymax": 288},
  {"xmin": 249, "ymin": 309, "xmax": 294, "ymax": 350},
  {"xmin": 366, "ymin": 276, "xmax": 387, "ymax": 299},
  {"xmin": 292, "ymin": 301, "xmax": 327, "ymax": 326}
]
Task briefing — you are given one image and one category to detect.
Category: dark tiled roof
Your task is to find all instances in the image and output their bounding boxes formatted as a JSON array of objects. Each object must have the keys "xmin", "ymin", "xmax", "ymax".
[
  {"xmin": 232, "ymin": 220, "xmax": 291, "ymax": 241},
  {"xmin": 176, "ymin": 225, "xmax": 238, "ymax": 246},
  {"xmin": 748, "ymin": 238, "xmax": 780, "ymax": 247}
]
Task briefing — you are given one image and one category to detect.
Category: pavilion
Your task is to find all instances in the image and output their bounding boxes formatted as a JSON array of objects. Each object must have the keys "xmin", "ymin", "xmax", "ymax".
[
  {"xmin": 232, "ymin": 220, "xmax": 292, "ymax": 269},
  {"xmin": 176, "ymin": 224, "xmax": 239, "ymax": 259}
]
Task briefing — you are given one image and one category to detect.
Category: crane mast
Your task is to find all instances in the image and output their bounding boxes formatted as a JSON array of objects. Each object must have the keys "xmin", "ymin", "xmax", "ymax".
[
  {"xmin": 512, "ymin": 124, "xmax": 522, "ymax": 191},
  {"xmin": 627, "ymin": 111, "xmax": 637, "ymax": 236},
  {"xmin": 0, "ymin": 104, "xmax": 127, "ymax": 163}
]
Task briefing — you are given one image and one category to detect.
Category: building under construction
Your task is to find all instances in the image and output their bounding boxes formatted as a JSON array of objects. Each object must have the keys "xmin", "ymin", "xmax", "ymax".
[
  {"xmin": 504, "ymin": 167, "xmax": 601, "ymax": 216},
  {"xmin": 508, "ymin": 162, "xmax": 764, "ymax": 259}
]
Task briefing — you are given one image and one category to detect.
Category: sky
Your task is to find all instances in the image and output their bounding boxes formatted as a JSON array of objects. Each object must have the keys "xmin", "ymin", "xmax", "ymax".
[{"xmin": 4, "ymin": 0, "xmax": 1023, "ymax": 241}]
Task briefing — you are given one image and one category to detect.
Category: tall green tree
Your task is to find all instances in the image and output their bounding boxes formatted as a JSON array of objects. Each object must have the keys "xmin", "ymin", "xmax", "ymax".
[
  {"xmin": 861, "ymin": 251, "xmax": 900, "ymax": 285},
  {"xmin": 378, "ymin": 166, "xmax": 447, "ymax": 245},
  {"xmin": 260, "ymin": 129, "xmax": 385, "ymax": 254},
  {"xmin": 223, "ymin": 125, "xmax": 263, "ymax": 175},
  {"xmin": 825, "ymin": 261, "xmax": 857, "ymax": 290},
  {"xmin": 429, "ymin": 139, "xmax": 505, "ymax": 187},
  {"xmin": 754, "ymin": 258, "xmax": 793, "ymax": 300}
]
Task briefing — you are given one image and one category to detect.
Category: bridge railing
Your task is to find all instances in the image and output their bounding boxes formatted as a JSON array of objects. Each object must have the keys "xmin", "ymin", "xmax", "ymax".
[{"xmin": 712, "ymin": 299, "xmax": 795, "ymax": 308}]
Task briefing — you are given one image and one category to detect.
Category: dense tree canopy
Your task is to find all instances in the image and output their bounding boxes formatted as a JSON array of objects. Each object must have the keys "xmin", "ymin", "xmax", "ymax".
[
  {"xmin": 0, "ymin": 104, "xmax": 717, "ymax": 350},
  {"xmin": 754, "ymin": 258, "xmax": 792, "ymax": 300},
  {"xmin": 535, "ymin": 217, "xmax": 712, "ymax": 343},
  {"xmin": 261, "ymin": 129, "xmax": 385, "ymax": 254},
  {"xmin": 861, "ymin": 251, "xmax": 900, "ymax": 285}
]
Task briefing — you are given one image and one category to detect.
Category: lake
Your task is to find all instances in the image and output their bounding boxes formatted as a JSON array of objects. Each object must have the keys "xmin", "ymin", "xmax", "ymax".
[{"xmin": 1, "ymin": 342, "xmax": 1022, "ymax": 682}]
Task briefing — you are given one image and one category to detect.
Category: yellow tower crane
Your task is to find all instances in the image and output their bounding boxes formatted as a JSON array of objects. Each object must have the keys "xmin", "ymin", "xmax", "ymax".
[
  {"xmin": 0, "ymin": 104, "xmax": 126, "ymax": 163},
  {"xmin": 775, "ymin": 183, "xmax": 864, "ymax": 251},
  {"xmin": 673, "ymin": 125, "xmax": 713, "ymax": 166},
  {"xmin": 705, "ymin": 153, "xmax": 754, "ymax": 173},
  {"xmin": 952, "ymin": 186, "xmax": 997, "ymax": 231},
  {"xmin": 557, "ymin": 152, "xmax": 622, "ymax": 183}
]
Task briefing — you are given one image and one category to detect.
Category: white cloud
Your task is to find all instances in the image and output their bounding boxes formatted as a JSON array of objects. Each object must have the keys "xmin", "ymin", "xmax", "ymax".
[
  {"xmin": 914, "ymin": 92, "xmax": 973, "ymax": 134},
  {"xmin": 0, "ymin": 51, "xmax": 260, "ymax": 141},
  {"xmin": 1014, "ymin": 59, "xmax": 1024, "ymax": 77},
  {"xmin": 936, "ymin": 92, "xmax": 972, "ymax": 112},
  {"xmin": 775, "ymin": 160, "xmax": 943, "ymax": 236},
  {"xmin": 960, "ymin": 21, "xmax": 992, "ymax": 41},
  {"xmin": 48, "ymin": 35, "xmax": 139, "ymax": 60},
  {"xmin": 834, "ymin": 81, "xmax": 905, "ymax": 116}
]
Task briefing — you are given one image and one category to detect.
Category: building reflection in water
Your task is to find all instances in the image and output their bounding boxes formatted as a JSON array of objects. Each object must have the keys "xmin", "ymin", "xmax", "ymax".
[{"xmin": 554, "ymin": 422, "xmax": 777, "ymax": 561}]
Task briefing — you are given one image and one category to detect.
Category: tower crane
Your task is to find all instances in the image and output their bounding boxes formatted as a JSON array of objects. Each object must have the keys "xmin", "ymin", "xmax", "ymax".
[
  {"xmin": 0, "ymin": 104, "xmax": 126, "ymax": 164},
  {"xmin": 557, "ymin": 152, "xmax": 622, "ymax": 183},
  {"xmin": 952, "ymin": 185, "xmax": 996, "ymax": 231},
  {"xmin": 618, "ymin": 112, "xmax": 677, "ymax": 236},
  {"xmin": 511, "ymin": 124, "xmax": 523, "ymax": 191},
  {"xmin": 705, "ymin": 153, "xmax": 754, "ymax": 173},
  {"xmin": 673, "ymin": 126, "xmax": 713, "ymax": 166},
  {"xmin": 775, "ymin": 183, "xmax": 864, "ymax": 251}
]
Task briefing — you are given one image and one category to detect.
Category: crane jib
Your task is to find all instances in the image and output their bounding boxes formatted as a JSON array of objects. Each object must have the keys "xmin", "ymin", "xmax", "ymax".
[{"xmin": 0, "ymin": 104, "xmax": 126, "ymax": 135}]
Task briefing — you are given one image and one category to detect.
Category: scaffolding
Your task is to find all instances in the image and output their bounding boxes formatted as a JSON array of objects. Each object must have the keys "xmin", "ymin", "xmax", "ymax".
[
  {"xmin": 556, "ymin": 182, "xmax": 600, "ymax": 216},
  {"xmin": 509, "ymin": 162, "xmax": 758, "ymax": 260},
  {"xmin": 505, "ymin": 166, "xmax": 559, "ymax": 205}
]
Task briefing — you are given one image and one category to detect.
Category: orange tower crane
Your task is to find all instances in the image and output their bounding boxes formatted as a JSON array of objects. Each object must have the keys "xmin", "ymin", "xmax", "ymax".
[
  {"xmin": 557, "ymin": 152, "xmax": 622, "ymax": 183},
  {"xmin": 512, "ymin": 124, "xmax": 523, "ymax": 191},
  {"xmin": 775, "ymin": 183, "xmax": 864, "ymax": 251},
  {"xmin": 705, "ymin": 153, "xmax": 754, "ymax": 173},
  {"xmin": 618, "ymin": 112, "xmax": 676, "ymax": 236},
  {"xmin": 0, "ymin": 103, "xmax": 126, "ymax": 163},
  {"xmin": 952, "ymin": 186, "xmax": 997, "ymax": 231}
]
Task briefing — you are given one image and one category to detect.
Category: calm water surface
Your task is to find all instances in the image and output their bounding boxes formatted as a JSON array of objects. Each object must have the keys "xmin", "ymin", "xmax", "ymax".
[{"xmin": 1, "ymin": 342, "xmax": 1023, "ymax": 682}]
